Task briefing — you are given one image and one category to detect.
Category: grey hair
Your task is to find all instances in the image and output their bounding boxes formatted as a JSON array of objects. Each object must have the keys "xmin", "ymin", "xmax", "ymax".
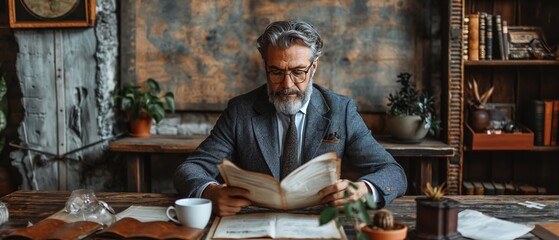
[{"xmin": 256, "ymin": 20, "xmax": 323, "ymax": 62}]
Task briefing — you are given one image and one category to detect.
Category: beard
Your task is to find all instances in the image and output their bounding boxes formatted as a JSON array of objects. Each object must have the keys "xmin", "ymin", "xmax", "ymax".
[{"xmin": 268, "ymin": 78, "xmax": 313, "ymax": 115}]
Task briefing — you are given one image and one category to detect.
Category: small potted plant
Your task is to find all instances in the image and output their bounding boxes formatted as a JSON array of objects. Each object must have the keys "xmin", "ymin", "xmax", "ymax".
[
  {"xmin": 114, "ymin": 78, "xmax": 176, "ymax": 137},
  {"xmin": 465, "ymin": 79, "xmax": 494, "ymax": 132},
  {"xmin": 386, "ymin": 72, "xmax": 441, "ymax": 143},
  {"xmin": 319, "ymin": 183, "xmax": 407, "ymax": 240},
  {"xmin": 414, "ymin": 182, "xmax": 461, "ymax": 240}
]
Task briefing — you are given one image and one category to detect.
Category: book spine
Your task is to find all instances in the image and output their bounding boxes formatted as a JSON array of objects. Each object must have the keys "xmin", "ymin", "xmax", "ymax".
[
  {"xmin": 551, "ymin": 100, "xmax": 559, "ymax": 146},
  {"xmin": 485, "ymin": 14, "xmax": 493, "ymax": 60},
  {"xmin": 479, "ymin": 12, "xmax": 486, "ymax": 60},
  {"xmin": 524, "ymin": 100, "xmax": 545, "ymax": 146},
  {"xmin": 494, "ymin": 15, "xmax": 505, "ymax": 60},
  {"xmin": 544, "ymin": 100, "xmax": 553, "ymax": 146},
  {"xmin": 502, "ymin": 20, "xmax": 509, "ymax": 60},
  {"xmin": 463, "ymin": 17, "xmax": 469, "ymax": 60},
  {"xmin": 468, "ymin": 13, "xmax": 480, "ymax": 61}
]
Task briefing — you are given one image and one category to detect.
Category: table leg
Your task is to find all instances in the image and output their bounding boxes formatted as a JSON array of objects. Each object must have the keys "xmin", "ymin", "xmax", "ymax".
[
  {"xmin": 420, "ymin": 157, "xmax": 432, "ymax": 193},
  {"xmin": 125, "ymin": 154, "xmax": 150, "ymax": 192}
]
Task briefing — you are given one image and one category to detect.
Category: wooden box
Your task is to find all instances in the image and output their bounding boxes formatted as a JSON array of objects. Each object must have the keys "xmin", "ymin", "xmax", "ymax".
[{"xmin": 465, "ymin": 124, "xmax": 534, "ymax": 150}]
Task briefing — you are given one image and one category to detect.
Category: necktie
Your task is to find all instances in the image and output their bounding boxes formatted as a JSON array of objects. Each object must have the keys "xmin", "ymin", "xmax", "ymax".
[{"xmin": 280, "ymin": 114, "xmax": 298, "ymax": 180}]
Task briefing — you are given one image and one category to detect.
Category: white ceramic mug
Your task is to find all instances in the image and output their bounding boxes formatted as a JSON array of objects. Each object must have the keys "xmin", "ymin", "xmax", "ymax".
[{"xmin": 166, "ymin": 198, "xmax": 212, "ymax": 229}]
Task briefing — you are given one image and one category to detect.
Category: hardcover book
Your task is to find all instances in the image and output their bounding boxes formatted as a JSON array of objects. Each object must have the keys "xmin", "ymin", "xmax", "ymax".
[
  {"xmin": 479, "ymin": 12, "xmax": 486, "ymax": 60},
  {"xmin": 485, "ymin": 14, "xmax": 493, "ymax": 60},
  {"xmin": 218, "ymin": 151, "xmax": 340, "ymax": 210},
  {"xmin": 524, "ymin": 100, "xmax": 545, "ymax": 146},
  {"xmin": 494, "ymin": 15, "xmax": 505, "ymax": 60},
  {"xmin": 468, "ymin": 13, "xmax": 480, "ymax": 60},
  {"xmin": 2, "ymin": 218, "xmax": 102, "ymax": 240},
  {"xmin": 532, "ymin": 222, "xmax": 559, "ymax": 240}
]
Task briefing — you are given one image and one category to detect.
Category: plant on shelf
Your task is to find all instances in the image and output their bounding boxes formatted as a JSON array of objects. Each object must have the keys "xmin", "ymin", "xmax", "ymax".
[
  {"xmin": 114, "ymin": 78, "xmax": 176, "ymax": 137},
  {"xmin": 466, "ymin": 79, "xmax": 494, "ymax": 110},
  {"xmin": 319, "ymin": 183, "xmax": 407, "ymax": 240},
  {"xmin": 415, "ymin": 182, "xmax": 461, "ymax": 240},
  {"xmin": 386, "ymin": 72, "xmax": 441, "ymax": 143},
  {"xmin": 465, "ymin": 79, "xmax": 494, "ymax": 132}
]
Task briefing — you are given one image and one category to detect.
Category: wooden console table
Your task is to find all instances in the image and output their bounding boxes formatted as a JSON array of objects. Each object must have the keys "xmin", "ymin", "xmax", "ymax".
[{"xmin": 109, "ymin": 135, "xmax": 454, "ymax": 193}]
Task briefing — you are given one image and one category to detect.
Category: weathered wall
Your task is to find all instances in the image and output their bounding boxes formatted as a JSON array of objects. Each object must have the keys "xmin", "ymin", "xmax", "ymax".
[
  {"xmin": 9, "ymin": 0, "xmax": 122, "ymax": 191},
  {"xmin": 121, "ymin": 0, "xmax": 434, "ymax": 113}
]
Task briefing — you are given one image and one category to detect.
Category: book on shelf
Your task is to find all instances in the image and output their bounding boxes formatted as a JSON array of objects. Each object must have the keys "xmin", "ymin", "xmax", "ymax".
[
  {"xmin": 502, "ymin": 20, "xmax": 510, "ymax": 60},
  {"xmin": 494, "ymin": 15, "xmax": 506, "ymax": 60},
  {"xmin": 468, "ymin": 13, "xmax": 480, "ymax": 61},
  {"xmin": 532, "ymin": 222, "xmax": 559, "ymax": 240},
  {"xmin": 479, "ymin": 12, "xmax": 486, "ymax": 60},
  {"xmin": 208, "ymin": 212, "xmax": 345, "ymax": 240},
  {"xmin": 218, "ymin": 151, "xmax": 340, "ymax": 210},
  {"xmin": 523, "ymin": 100, "xmax": 545, "ymax": 146},
  {"xmin": 485, "ymin": 14, "xmax": 493, "ymax": 60},
  {"xmin": 551, "ymin": 100, "xmax": 559, "ymax": 146},
  {"xmin": 544, "ymin": 100, "xmax": 554, "ymax": 146}
]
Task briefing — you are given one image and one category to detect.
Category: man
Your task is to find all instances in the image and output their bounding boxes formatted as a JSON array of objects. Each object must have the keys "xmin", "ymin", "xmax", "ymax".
[{"xmin": 174, "ymin": 20, "xmax": 407, "ymax": 216}]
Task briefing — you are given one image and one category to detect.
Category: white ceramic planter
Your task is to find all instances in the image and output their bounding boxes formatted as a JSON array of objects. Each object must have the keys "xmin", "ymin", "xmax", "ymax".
[{"xmin": 385, "ymin": 115, "xmax": 429, "ymax": 143}]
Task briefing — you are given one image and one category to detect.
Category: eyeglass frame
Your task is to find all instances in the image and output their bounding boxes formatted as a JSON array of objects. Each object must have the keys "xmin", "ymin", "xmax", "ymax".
[{"xmin": 265, "ymin": 59, "xmax": 315, "ymax": 84}]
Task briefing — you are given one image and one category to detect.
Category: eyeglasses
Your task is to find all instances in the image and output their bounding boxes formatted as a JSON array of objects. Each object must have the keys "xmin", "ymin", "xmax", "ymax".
[{"xmin": 267, "ymin": 62, "xmax": 314, "ymax": 84}]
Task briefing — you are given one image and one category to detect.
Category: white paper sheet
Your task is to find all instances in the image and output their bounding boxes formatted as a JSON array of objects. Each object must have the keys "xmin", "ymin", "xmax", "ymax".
[
  {"xmin": 116, "ymin": 205, "xmax": 169, "ymax": 222},
  {"xmin": 458, "ymin": 209, "xmax": 534, "ymax": 240}
]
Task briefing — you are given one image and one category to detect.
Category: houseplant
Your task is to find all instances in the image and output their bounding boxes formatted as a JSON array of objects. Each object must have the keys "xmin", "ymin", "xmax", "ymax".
[
  {"xmin": 114, "ymin": 78, "xmax": 176, "ymax": 137},
  {"xmin": 386, "ymin": 72, "xmax": 440, "ymax": 143},
  {"xmin": 319, "ymin": 183, "xmax": 407, "ymax": 240},
  {"xmin": 466, "ymin": 79, "xmax": 494, "ymax": 132},
  {"xmin": 414, "ymin": 182, "xmax": 461, "ymax": 239}
]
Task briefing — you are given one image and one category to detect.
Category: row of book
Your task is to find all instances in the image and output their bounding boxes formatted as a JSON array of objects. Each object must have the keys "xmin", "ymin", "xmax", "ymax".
[
  {"xmin": 463, "ymin": 181, "xmax": 546, "ymax": 195},
  {"xmin": 463, "ymin": 13, "xmax": 509, "ymax": 61},
  {"xmin": 523, "ymin": 100, "xmax": 559, "ymax": 146}
]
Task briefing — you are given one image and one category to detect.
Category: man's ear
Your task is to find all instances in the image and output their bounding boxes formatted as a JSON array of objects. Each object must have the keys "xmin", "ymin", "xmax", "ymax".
[{"xmin": 311, "ymin": 58, "xmax": 319, "ymax": 77}]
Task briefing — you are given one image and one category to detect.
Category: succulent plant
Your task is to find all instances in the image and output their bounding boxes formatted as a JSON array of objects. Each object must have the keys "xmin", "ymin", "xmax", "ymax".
[
  {"xmin": 424, "ymin": 182, "xmax": 446, "ymax": 201},
  {"xmin": 466, "ymin": 79, "xmax": 494, "ymax": 110}
]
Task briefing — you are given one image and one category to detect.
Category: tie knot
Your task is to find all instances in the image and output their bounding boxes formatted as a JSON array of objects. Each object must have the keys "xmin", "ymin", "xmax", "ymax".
[{"xmin": 289, "ymin": 114, "xmax": 296, "ymax": 121}]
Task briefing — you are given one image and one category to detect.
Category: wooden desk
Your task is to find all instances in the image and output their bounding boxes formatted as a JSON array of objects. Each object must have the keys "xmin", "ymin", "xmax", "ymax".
[
  {"xmin": 109, "ymin": 135, "xmax": 454, "ymax": 193},
  {"xmin": 1, "ymin": 190, "xmax": 556, "ymax": 239}
]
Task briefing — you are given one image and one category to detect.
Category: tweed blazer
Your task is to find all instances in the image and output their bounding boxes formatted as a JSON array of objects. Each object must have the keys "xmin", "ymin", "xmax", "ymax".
[{"xmin": 174, "ymin": 84, "xmax": 407, "ymax": 206}]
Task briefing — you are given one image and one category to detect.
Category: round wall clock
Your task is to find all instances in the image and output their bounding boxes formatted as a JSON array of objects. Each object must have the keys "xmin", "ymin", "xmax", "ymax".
[{"xmin": 20, "ymin": 0, "xmax": 80, "ymax": 19}]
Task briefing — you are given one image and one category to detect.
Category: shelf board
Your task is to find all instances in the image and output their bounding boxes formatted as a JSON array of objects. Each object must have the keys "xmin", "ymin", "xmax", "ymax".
[
  {"xmin": 375, "ymin": 135, "xmax": 455, "ymax": 157},
  {"xmin": 464, "ymin": 60, "xmax": 559, "ymax": 66},
  {"xmin": 464, "ymin": 145, "xmax": 559, "ymax": 152}
]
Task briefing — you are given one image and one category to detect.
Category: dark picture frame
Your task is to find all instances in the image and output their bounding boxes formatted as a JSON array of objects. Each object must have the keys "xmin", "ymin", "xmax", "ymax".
[
  {"xmin": 8, "ymin": 0, "xmax": 96, "ymax": 28},
  {"xmin": 487, "ymin": 103, "xmax": 515, "ymax": 124}
]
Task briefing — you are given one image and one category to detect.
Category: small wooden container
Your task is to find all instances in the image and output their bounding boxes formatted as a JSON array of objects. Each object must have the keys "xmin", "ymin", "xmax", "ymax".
[{"xmin": 465, "ymin": 124, "xmax": 534, "ymax": 150}]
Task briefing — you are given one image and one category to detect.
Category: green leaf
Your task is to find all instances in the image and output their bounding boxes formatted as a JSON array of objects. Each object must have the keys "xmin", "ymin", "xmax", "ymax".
[
  {"xmin": 165, "ymin": 92, "xmax": 176, "ymax": 113},
  {"xmin": 319, "ymin": 207, "xmax": 337, "ymax": 225},
  {"xmin": 146, "ymin": 78, "xmax": 161, "ymax": 94}
]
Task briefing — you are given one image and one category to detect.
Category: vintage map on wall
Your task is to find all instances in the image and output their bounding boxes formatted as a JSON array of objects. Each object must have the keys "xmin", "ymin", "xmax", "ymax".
[{"xmin": 121, "ymin": 0, "xmax": 426, "ymax": 111}]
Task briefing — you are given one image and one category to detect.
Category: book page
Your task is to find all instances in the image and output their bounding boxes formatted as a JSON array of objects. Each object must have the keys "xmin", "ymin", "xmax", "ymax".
[
  {"xmin": 218, "ymin": 159, "xmax": 282, "ymax": 209},
  {"xmin": 275, "ymin": 213, "xmax": 342, "ymax": 239},
  {"xmin": 457, "ymin": 209, "xmax": 533, "ymax": 240},
  {"xmin": 281, "ymin": 152, "xmax": 340, "ymax": 209},
  {"xmin": 116, "ymin": 205, "xmax": 168, "ymax": 222},
  {"xmin": 211, "ymin": 213, "xmax": 343, "ymax": 240},
  {"xmin": 212, "ymin": 213, "xmax": 274, "ymax": 239}
]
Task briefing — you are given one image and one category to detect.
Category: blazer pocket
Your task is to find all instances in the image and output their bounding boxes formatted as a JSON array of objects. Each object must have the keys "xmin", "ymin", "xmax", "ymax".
[{"xmin": 322, "ymin": 132, "xmax": 340, "ymax": 144}]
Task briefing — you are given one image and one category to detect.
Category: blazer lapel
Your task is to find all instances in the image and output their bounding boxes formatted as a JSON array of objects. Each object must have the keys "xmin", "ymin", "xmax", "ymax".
[
  {"xmin": 302, "ymin": 86, "xmax": 331, "ymax": 163},
  {"xmin": 252, "ymin": 88, "xmax": 281, "ymax": 179}
]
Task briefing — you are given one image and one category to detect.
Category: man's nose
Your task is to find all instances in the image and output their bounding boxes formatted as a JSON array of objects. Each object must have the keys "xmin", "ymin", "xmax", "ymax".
[{"xmin": 279, "ymin": 73, "xmax": 295, "ymax": 88}]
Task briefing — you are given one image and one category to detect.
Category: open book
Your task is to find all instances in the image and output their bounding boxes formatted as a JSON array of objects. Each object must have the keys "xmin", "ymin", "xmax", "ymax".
[
  {"xmin": 208, "ymin": 213, "xmax": 345, "ymax": 240},
  {"xmin": 218, "ymin": 151, "xmax": 340, "ymax": 210}
]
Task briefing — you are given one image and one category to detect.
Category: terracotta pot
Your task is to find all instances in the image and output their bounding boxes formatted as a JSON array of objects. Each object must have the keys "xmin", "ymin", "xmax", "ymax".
[
  {"xmin": 361, "ymin": 222, "xmax": 408, "ymax": 240},
  {"xmin": 386, "ymin": 115, "xmax": 429, "ymax": 143},
  {"xmin": 414, "ymin": 197, "xmax": 461, "ymax": 240},
  {"xmin": 128, "ymin": 111, "xmax": 153, "ymax": 137},
  {"xmin": 468, "ymin": 108, "xmax": 490, "ymax": 133}
]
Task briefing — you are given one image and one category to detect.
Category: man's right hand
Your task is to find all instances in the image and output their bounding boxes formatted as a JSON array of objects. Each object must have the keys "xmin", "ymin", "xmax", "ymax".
[{"xmin": 201, "ymin": 183, "xmax": 251, "ymax": 216}]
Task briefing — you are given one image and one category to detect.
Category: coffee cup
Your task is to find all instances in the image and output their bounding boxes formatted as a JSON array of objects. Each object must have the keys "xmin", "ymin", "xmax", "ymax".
[{"xmin": 166, "ymin": 198, "xmax": 212, "ymax": 229}]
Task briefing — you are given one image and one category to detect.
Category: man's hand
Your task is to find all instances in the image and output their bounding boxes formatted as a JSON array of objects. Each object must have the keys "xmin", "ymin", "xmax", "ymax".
[
  {"xmin": 202, "ymin": 183, "xmax": 251, "ymax": 216},
  {"xmin": 318, "ymin": 179, "xmax": 370, "ymax": 206}
]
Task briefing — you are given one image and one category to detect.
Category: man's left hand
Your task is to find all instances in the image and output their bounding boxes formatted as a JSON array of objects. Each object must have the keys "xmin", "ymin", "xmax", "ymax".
[{"xmin": 318, "ymin": 179, "xmax": 370, "ymax": 206}]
